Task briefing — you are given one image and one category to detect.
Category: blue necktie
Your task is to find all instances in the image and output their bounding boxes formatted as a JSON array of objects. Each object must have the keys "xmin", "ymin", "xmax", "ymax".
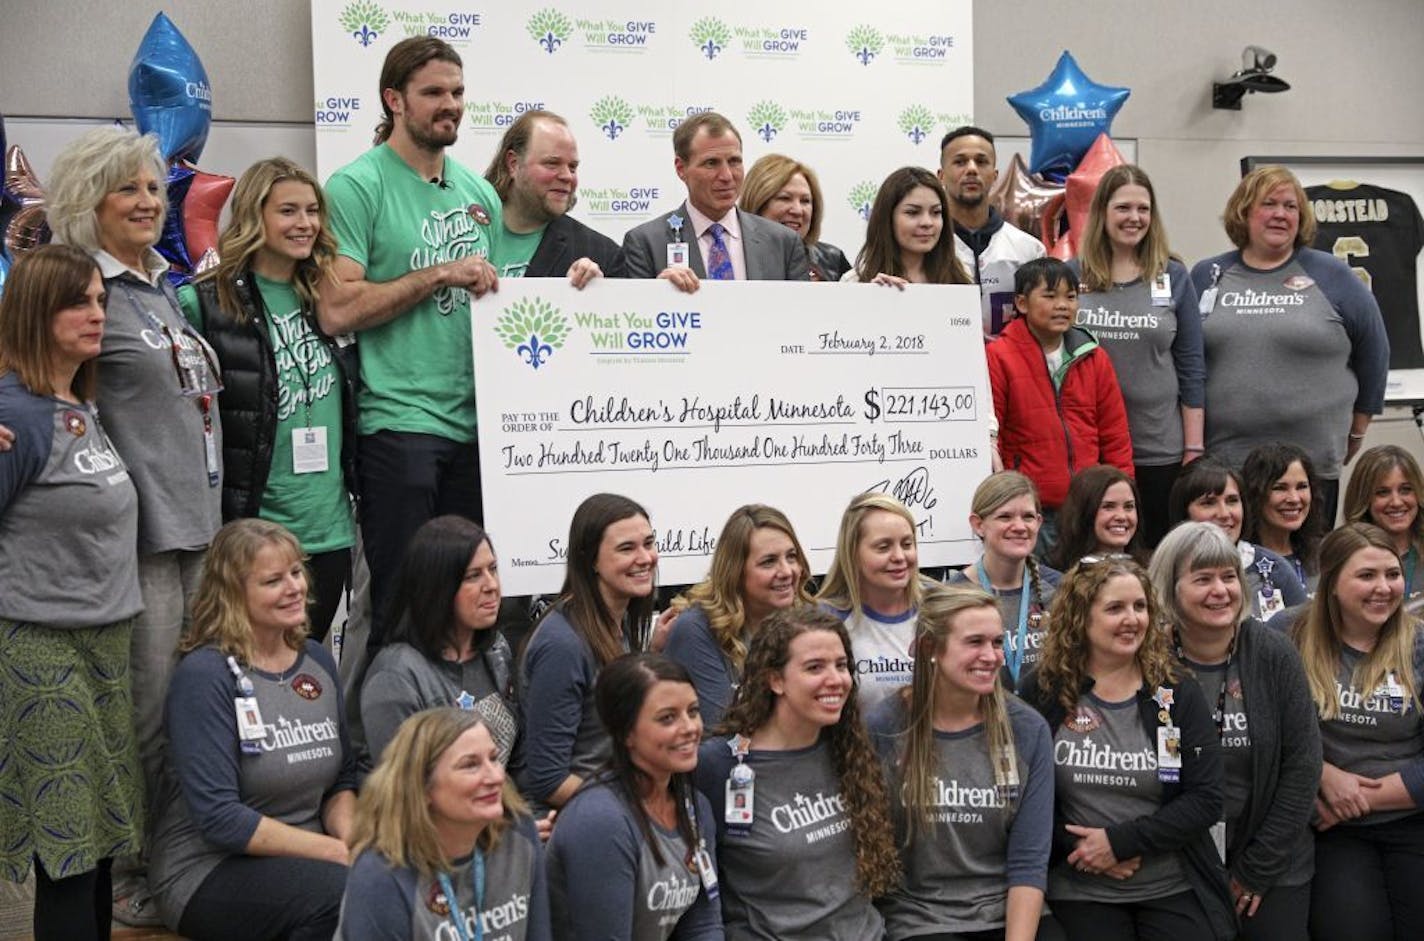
[{"xmin": 707, "ymin": 222, "xmax": 734, "ymax": 280}]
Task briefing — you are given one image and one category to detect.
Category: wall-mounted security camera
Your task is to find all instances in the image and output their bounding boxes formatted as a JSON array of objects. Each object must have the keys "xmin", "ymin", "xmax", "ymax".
[{"xmin": 1213, "ymin": 45, "xmax": 1290, "ymax": 110}]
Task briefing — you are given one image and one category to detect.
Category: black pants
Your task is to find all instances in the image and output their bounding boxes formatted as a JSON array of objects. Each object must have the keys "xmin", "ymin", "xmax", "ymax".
[
  {"xmin": 177, "ymin": 855, "xmax": 347, "ymax": 941},
  {"xmin": 357, "ymin": 429, "xmax": 482, "ymax": 651},
  {"xmin": 306, "ymin": 547, "xmax": 351, "ymax": 643},
  {"xmin": 33, "ymin": 856, "xmax": 111, "ymax": 941},
  {"xmin": 1310, "ymin": 815, "xmax": 1424, "ymax": 941},
  {"xmin": 1239, "ymin": 880, "xmax": 1309, "ymax": 941},
  {"xmin": 1052, "ymin": 890, "xmax": 1208, "ymax": 941},
  {"xmin": 1134, "ymin": 462, "xmax": 1181, "ymax": 550},
  {"xmin": 1315, "ymin": 477, "xmax": 1340, "ymax": 530}
]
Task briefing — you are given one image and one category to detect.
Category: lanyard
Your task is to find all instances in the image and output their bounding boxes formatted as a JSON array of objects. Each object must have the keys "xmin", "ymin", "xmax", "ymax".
[
  {"xmin": 1172, "ymin": 626, "xmax": 1238, "ymax": 741},
  {"xmin": 977, "ymin": 557, "xmax": 1031, "ymax": 683},
  {"xmin": 265, "ymin": 303, "xmax": 319, "ymax": 428},
  {"xmin": 436, "ymin": 848, "xmax": 485, "ymax": 941},
  {"xmin": 116, "ymin": 281, "xmax": 222, "ymax": 396}
]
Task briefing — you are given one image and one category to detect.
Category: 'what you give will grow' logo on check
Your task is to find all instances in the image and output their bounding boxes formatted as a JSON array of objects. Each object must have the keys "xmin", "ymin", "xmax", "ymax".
[{"xmin": 494, "ymin": 298, "xmax": 571, "ymax": 371}]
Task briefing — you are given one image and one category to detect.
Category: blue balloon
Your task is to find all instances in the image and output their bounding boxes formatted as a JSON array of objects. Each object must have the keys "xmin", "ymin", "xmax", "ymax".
[
  {"xmin": 129, "ymin": 13, "xmax": 212, "ymax": 163},
  {"xmin": 155, "ymin": 163, "xmax": 195, "ymax": 284},
  {"xmin": 1007, "ymin": 51, "xmax": 1129, "ymax": 178}
]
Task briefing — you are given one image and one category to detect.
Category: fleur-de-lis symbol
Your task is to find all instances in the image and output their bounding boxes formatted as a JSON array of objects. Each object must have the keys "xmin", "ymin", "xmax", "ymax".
[
  {"xmin": 603, "ymin": 119, "xmax": 624, "ymax": 140},
  {"xmin": 354, "ymin": 24, "xmax": 378, "ymax": 47},
  {"xmin": 539, "ymin": 32, "xmax": 562, "ymax": 53},
  {"xmin": 907, "ymin": 125, "xmax": 927, "ymax": 145},
  {"xmin": 857, "ymin": 202, "xmax": 872, "ymax": 221},
  {"xmin": 758, "ymin": 123, "xmax": 776, "ymax": 143},
  {"xmin": 856, "ymin": 46, "xmax": 875, "ymax": 65},
  {"xmin": 518, "ymin": 334, "xmax": 554, "ymax": 369},
  {"xmin": 701, "ymin": 38, "xmax": 722, "ymax": 60}
]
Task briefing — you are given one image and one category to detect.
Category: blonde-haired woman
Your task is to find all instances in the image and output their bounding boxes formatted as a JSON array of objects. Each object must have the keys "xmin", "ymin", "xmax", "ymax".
[
  {"xmin": 1343, "ymin": 445, "xmax": 1424, "ymax": 599},
  {"xmin": 694, "ymin": 607, "xmax": 899, "ymax": 939},
  {"xmin": 1020, "ymin": 556, "xmax": 1234, "ymax": 941},
  {"xmin": 664, "ymin": 503, "xmax": 814, "ymax": 728},
  {"xmin": 338, "ymin": 708, "xmax": 549, "ymax": 940},
  {"xmin": 1191, "ymin": 165, "xmax": 1388, "ymax": 521},
  {"xmin": 48, "ymin": 129, "xmax": 224, "ymax": 921},
  {"xmin": 817, "ymin": 492, "xmax": 929, "ymax": 710},
  {"xmin": 1149, "ymin": 522, "xmax": 1320, "ymax": 941},
  {"xmin": 148, "ymin": 519, "xmax": 356, "ymax": 940},
  {"xmin": 1291, "ymin": 523, "xmax": 1424, "ymax": 940},
  {"xmin": 868, "ymin": 585, "xmax": 1055, "ymax": 941},
  {"xmin": 740, "ymin": 154, "xmax": 849, "ymax": 282},
  {"xmin": 1074, "ymin": 165, "xmax": 1203, "ymax": 548},
  {"xmin": 179, "ymin": 157, "xmax": 356, "ymax": 640},
  {"xmin": 947, "ymin": 472, "xmax": 1062, "ymax": 686}
]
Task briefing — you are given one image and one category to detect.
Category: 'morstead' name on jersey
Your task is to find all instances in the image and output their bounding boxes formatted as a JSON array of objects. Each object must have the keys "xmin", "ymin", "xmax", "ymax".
[
  {"xmin": 1312, "ymin": 197, "xmax": 1390, "ymax": 224},
  {"xmin": 769, "ymin": 789, "xmax": 847, "ymax": 833},
  {"xmin": 1054, "ymin": 736, "xmax": 1156, "ymax": 772}
]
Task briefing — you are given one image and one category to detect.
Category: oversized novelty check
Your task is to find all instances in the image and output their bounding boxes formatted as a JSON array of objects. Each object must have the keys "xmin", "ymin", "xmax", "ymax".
[{"xmin": 473, "ymin": 279, "xmax": 991, "ymax": 595}]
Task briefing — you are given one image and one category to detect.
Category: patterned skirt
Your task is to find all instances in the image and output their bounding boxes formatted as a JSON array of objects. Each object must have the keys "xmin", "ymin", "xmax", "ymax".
[{"xmin": 0, "ymin": 618, "xmax": 144, "ymax": 882}]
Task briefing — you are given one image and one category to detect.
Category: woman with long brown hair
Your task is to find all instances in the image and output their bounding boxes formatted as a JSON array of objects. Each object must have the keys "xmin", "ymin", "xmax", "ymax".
[
  {"xmin": 664, "ymin": 503, "xmax": 814, "ymax": 728},
  {"xmin": 518, "ymin": 493, "xmax": 658, "ymax": 815},
  {"xmin": 1019, "ymin": 555, "xmax": 1233, "ymax": 941},
  {"xmin": 845, "ymin": 167, "xmax": 971, "ymax": 287},
  {"xmin": 694, "ymin": 607, "xmax": 899, "ymax": 939}
]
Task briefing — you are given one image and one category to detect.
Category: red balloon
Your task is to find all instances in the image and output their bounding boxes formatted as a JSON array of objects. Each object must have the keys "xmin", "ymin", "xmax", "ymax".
[
  {"xmin": 182, "ymin": 167, "xmax": 235, "ymax": 263},
  {"xmin": 3, "ymin": 145, "xmax": 50, "ymax": 257},
  {"xmin": 1040, "ymin": 133, "xmax": 1127, "ymax": 260}
]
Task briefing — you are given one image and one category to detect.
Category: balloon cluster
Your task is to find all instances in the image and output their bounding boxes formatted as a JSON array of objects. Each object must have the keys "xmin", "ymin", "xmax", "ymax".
[
  {"xmin": 131, "ymin": 13, "xmax": 234, "ymax": 285},
  {"xmin": 1039, "ymin": 134, "xmax": 1128, "ymax": 260},
  {"xmin": 1007, "ymin": 51, "xmax": 1129, "ymax": 181},
  {"xmin": 0, "ymin": 13, "xmax": 233, "ymax": 298}
]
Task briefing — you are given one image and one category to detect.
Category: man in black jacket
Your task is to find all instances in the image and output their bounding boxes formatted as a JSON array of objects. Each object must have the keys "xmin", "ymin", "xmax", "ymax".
[{"xmin": 484, "ymin": 109, "xmax": 624, "ymax": 283}]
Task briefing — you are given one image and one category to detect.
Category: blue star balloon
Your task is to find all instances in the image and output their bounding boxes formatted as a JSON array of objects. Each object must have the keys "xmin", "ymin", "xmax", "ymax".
[
  {"xmin": 1007, "ymin": 51, "xmax": 1129, "ymax": 179},
  {"xmin": 156, "ymin": 163, "xmax": 196, "ymax": 285},
  {"xmin": 129, "ymin": 13, "xmax": 212, "ymax": 163}
]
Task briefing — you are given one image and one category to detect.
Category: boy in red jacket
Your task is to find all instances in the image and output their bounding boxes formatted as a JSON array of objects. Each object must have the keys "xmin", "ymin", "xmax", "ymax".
[{"xmin": 986, "ymin": 257, "xmax": 1133, "ymax": 554}]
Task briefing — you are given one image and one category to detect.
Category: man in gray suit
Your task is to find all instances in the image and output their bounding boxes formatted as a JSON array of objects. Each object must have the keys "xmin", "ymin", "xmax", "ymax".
[{"xmin": 622, "ymin": 112, "xmax": 809, "ymax": 290}]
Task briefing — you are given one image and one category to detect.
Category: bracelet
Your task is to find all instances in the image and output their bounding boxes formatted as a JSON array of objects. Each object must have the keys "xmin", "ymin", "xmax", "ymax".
[
  {"xmin": 1184, "ymin": 445, "xmax": 1205, "ymax": 453},
  {"xmin": 1349, "ymin": 433, "xmax": 1367, "ymax": 440}
]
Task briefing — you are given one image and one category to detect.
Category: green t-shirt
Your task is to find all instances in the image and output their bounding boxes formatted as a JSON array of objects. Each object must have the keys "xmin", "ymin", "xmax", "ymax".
[
  {"xmin": 324, "ymin": 144, "xmax": 504, "ymax": 441},
  {"xmin": 499, "ymin": 224, "xmax": 546, "ymax": 278},
  {"xmin": 177, "ymin": 278, "xmax": 355, "ymax": 553}
]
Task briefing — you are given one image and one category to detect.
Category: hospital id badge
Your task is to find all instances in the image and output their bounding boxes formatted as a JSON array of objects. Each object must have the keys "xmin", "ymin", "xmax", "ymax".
[
  {"xmin": 694, "ymin": 847, "xmax": 719, "ymax": 899},
  {"xmin": 235, "ymin": 696, "xmax": 265, "ymax": 742},
  {"xmin": 666, "ymin": 241, "xmax": 690, "ymax": 269},
  {"xmin": 1257, "ymin": 588, "xmax": 1284, "ymax": 617},
  {"xmin": 292, "ymin": 426, "xmax": 329, "ymax": 474},
  {"xmin": 1151, "ymin": 271, "xmax": 1172, "ymax": 307},
  {"xmin": 725, "ymin": 763, "xmax": 754, "ymax": 832},
  {"xmin": 1157, "ymin": 725, "xmax": 1182, "ymax": 783}
]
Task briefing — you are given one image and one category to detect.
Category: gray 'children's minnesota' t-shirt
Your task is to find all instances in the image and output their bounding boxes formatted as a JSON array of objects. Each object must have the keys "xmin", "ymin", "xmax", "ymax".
[
  {"xmin": 695, "ymin": 736, "xmax": 882, "ymax": 940},
  {"xmin": 1049, "ymin": 692, "xmax": 1184, "ymax": 903},
  {"xmin": 336, "ymin": 817, "xmax": 549, "ymax": 941},
  {"xmin": 1320, "ymin": 645, "xmax": 1424, "ymax": 826},
  {"xmin": 547, "ymin": 782, "xmax": 720, "ymax": 940},
  {"xmin": 868, "ymin": 695, "xmax": 1054, "ymax": 938}
]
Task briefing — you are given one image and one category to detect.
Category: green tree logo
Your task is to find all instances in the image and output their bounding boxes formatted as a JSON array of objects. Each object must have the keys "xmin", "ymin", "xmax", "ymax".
[
  {"xmin": 898, "ymin": 104, "xmax": 935, "ymax": 145},
  {"xmin": 526, "ymin": 8, "xmax": 572, "ymax": 54},
  {"xmin": 747, "ymin": 101, "xmax": 788, "ymax": 143},
  {"xmin": 690, "ymin": 17, "xmax": 731, "ymax": 60},
  {"xmin": 590, "ymin": 95, "xmax": 635, "ymax": 141},
  {"xmin": 339, "ymin": 1, "xmax": 389, "ymax": 47},
  {"xmin": 848, "ymin": 181, "xmax": 879, "ymax": 220},
  {"xmin": 846, "ymin": 25, "xmax": 884, "ymax": 65},
  {"xmin": 495, "ymin": 298, "xmax": 571, "ymax": 371}
]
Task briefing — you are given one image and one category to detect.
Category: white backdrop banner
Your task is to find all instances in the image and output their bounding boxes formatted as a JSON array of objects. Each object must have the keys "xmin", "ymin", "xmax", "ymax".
[
  {"xmin": 310, "ymin": 0, "xmax": 974, "ymax": 261},
  {"xmin": 472, "ymin": 280, "xmax": 991, "ymax": 595}
]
